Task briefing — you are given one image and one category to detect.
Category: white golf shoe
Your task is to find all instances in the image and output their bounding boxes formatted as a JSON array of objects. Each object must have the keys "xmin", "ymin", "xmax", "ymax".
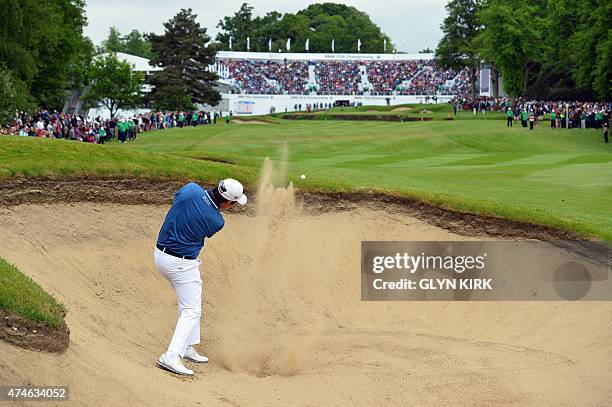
[
  {"xmin": 184, "ymin": 345, "xmax": 209, "ymax": 363},
  {"xmin": 157, "ymin": 353, "xmax": 194, "ymax": 376}
]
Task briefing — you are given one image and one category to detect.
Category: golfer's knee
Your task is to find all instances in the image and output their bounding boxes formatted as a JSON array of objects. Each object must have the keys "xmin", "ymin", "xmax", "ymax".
[{"xmin": 183, "ymin": 306, "xmax": 201, "ymax": 319}]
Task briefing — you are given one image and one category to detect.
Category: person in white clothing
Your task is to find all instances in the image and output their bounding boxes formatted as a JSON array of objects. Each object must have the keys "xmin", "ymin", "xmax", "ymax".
[{"xmin": 154, "ymin": 179, "xmax": 247, "ymax": 376}]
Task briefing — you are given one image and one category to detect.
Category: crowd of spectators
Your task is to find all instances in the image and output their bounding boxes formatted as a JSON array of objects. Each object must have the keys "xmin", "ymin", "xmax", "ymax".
[
  {"xmin": 218, "ymin": 58, "xmax": 471, "ymax": 97},
  {"xmin": 366, "ymin": 60, "xmax": 419, "ymax": 95},
  {"xmin": 407, "ymin": 66, "xmax": 460, "ymax": 95},
  {"xmin": 447, "ymin": 97, "xmax": 611, "ymax": 131},
  {"xmin": 507, "ymin": 100, "xmax": 611, "ymax": 130},
  {"xmin": 2, "ymin": 110, "xmax": 234, "ymax": 143},
  {"xmin": 223, "ymin": 59, "xmax": 309, "ymax": 94},
  {"xmin": 314, "ymin": 61, "xmax": 362, "ymax": 95}
]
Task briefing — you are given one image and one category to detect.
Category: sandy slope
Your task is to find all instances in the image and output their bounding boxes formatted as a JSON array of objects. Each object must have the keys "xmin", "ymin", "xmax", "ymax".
[{"xmin": 0, "ymin": 198, "xmax": 610, "ymax": 406}]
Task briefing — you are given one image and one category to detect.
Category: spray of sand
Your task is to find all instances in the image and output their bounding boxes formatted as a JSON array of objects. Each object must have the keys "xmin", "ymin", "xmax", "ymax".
[{"xmin": 216, "ymin": 153, "xmax": 323, "ymax": 377}]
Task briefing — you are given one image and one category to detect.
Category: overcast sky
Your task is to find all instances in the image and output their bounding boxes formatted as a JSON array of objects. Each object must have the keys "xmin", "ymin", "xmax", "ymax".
[{"xmin": 85, "ymin": 0, "xmax": 448, "ymax": 53}]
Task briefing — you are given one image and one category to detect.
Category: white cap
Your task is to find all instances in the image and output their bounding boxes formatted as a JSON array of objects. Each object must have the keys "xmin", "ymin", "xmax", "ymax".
[{"xmin": 218, "ymin": 178, "xmax": 247, "ymax": 205}]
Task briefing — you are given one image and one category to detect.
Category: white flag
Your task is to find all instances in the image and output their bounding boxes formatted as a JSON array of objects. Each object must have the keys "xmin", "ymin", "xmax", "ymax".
[
  {"xmin": 384, "ymin": 39, "xmax": 387, "ymax": 53},
  {"xmin": 357, "ymin": 38, "xmax": 361, "ymax": 52},
  {"xmin": 286, "ymin": 38, "xmax": 291, "ymax": 51},
  {"xmin": 229, "ymin": 36, "xmax": 232, "ymax": 51},
  {"xmin": 268, "ymin": 38, "xmax": 272, "ymax": 51},
  {"xmin": 305, "ymin": 38, "xmax": 309, "ymax": 52},
  {"xmin": 246, "ymin": 37, "xmax": 250, "ymax": 51},
  {"xmin": 331, "ymin": 38, "xmax": 335, "ymax": 52}
]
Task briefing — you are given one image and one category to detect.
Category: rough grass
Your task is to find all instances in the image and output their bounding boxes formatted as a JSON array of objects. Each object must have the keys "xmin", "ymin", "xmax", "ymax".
[
  {"xmin": 0, "ymin": 258, "xmax": 66, "ymax": 327},
  {"xmin": 0, "ymin": 136, "xmax": 256, "ymax": 184}
]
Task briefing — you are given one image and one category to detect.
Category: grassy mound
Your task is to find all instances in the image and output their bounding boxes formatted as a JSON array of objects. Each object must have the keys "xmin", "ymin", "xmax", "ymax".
[
  {"xmin": 0, "ymin": 257, "xmax": 65, "ymax": 327},
  {"xmin": 0, "ymin": 136, "xmax": 255, "ymax": 182}
]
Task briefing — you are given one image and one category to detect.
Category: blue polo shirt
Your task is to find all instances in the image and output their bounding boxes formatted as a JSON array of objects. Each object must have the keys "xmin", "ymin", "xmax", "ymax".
[{"xmin": 157, "ymin": 183, "xmax": 224, "ymax": 259}]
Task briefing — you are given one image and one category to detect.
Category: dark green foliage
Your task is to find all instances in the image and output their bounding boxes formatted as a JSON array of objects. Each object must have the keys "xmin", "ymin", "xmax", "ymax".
[
  {"xmin": 473, "ymin": 0, "xmax": 611, "ymax": 100},
  {"xmin": 476, "ymin": 0, "xmax": 547, "ymax": 97},
  {"xmin": 148, "ymin": 9, "xmax": 220, "ymax": 111},
  {"xmin": 101, "ymin": 27, "xmax": 153, "ymax": 59},
  {"xmin": 0, "ymin": 0, "xmax": 89, "ymax": 110},
  {"xmin": 216, "ymin": 2, "xmax": 394, "ymax": 53},
  {"xmin": 0, "ymin": 65, "xmax": 35, "ymax": 123}
]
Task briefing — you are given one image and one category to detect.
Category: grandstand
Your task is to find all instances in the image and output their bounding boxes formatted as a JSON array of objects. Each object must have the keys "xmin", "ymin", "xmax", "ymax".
[
  {"xmin": 213, "ymin": 51, "xmax": 470, "ymax": 115},
  {"xmin": 77, "ymin": 51, "xmax": 473, "ymax": 118}
]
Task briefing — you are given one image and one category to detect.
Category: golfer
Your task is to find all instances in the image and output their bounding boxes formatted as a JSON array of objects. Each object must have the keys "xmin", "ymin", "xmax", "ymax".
[{"xmin": 154, "ymin": 179, "xmax": 247, "ymax": 375}]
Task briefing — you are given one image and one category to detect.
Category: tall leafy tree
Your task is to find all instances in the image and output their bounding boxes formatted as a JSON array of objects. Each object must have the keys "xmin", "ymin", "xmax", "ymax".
[
  {"xmin": 148, "ymin": 9, "xmax": 220, "ymax": 110},
  {"xmin": 476, "ymin": 0, "xmax": 547, "ymax": 97},
  {"xmin": 0, "ymin": 0, "xmax": 88, "ymax": 109},
  {"xmin": 123, "ymin": 30, "xmax": 153, "ymax": 59},
  {"xmin": 81, "ymin": 53, "xmax": 144, "ymax": 119},
  {"xmin": 436, "ymin": 0, "xmax": 482, "ymax": 100},
  {"xmin": 216, "ymin": 3, "xmax": 256, "ymax": 51},
  {"xmin": 570, "ymin": 0, "xmax": 611, "ymax": 100},
  {"xmin": 101, "ymin": 28, "xmax": 153, "ymax": 59},
  {"xmin": 103, "ymin": 27, "xmax": 124, "ymax": 53},
  {"xmin": 216, "ymin": 2, "xmax": 394, "ymax": 53},
  {"xmin": 0, "ymin": 65, "xmax": 34, "ymax": 124}
]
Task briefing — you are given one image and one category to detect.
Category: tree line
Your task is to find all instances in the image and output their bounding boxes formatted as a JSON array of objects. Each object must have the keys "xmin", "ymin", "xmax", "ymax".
[
  {"xmin": 215, "ymin": 3, "xmax": 394, "ymax": 53},
  {"xmin": 436, "ymin": 0, "xmax": 611, "ymax": 101},
  {"xmin": 1, "ymin": 0, "xmax": 609, "ymax": 123}
]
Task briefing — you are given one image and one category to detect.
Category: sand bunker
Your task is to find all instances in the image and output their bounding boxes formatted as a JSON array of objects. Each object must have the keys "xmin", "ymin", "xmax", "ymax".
[
  {"xmin": 232, "ymin": 119, "xmax": 269, "ymax": 125},
  {"xmin": 0, "ymin": 167, "xmax": 610, "ymax": 405},
  {"xmin": 392, "ymin": 106, "xmax": 413, "ymax": 112}
]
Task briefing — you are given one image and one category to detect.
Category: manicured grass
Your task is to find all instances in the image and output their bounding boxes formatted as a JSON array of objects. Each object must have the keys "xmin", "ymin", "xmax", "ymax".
[
  {"xmin": 0, "ymin": 135, "xmax": 256, "ymax": 183},
  {"xmin": 1, "ymin": 111, "xmax": 611, "ymax": 240},
  {"xmin": 127, "ymin": 117, "xmax": 612, "ymax": 240},
  {"xmin": 0, "ymin": 258, "xmax": 65, "ymax": 327}
]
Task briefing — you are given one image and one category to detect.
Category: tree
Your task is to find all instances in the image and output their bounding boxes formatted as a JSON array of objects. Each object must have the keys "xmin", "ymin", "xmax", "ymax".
[
  {"xmin": 0, "ymin": 0, "xmax": 89, "ymax": 109},
  {"xmin": 216, "ymin": 3, "xmax": 256, "ymax": 51},
  {"xmin": 435, "ymin": 0, "xmax": 482, "ymax": 101},
  {"xmin": 216, "ymin": 2, "xmax": 394, "ymax": 53},
  {"xmin": 570, "ymin": 0, "xmax": 611, "ymax": 100},
  {"xmin": 476, "ymin": 0, "xmax": 547, "ymax": 97},
  {"xmin": 101, "ymin": 27, "xmax": 153, "ymax": 59},
  {"xmin": 148, "ymin": 9, "xmax": 220, "ymax": 110},
  {"xmin": 0, "ymin": 65, "xmax": 34, "ymax": 124},
  {"xmin": 123, "ymin": 30, "xmax": 153, "ymax": 59},
  {"xmin": 82, "ymin": 53, "xmax": 144, "ymax": 119},
  {"xmin": 103, "ymin": 27, "xmax": 123, "ymax": 53}
]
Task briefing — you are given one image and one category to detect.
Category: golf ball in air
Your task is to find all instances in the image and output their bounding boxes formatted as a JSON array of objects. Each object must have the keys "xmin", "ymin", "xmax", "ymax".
[{"xmin": 300, "ymin": 174, "xmax": 306, "ymax": 180}]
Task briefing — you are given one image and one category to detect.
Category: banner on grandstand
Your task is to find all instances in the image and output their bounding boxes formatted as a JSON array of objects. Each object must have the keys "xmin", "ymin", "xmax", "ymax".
[
  {"xmin": 225, "ymin": 94, "xmax": 454, "ymax": 116},
  {"xmin": 216, "ymin": 51, "xmax": 434, "ymax": 62},
  {"xmin": 236, "ymin": 100, "xmax": 255, "ymax": 114}
]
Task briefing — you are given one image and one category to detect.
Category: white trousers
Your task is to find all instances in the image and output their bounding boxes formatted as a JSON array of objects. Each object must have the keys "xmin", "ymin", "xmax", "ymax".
[{"xmin": 154, "ymin": 247, "xmax": 202, "ymax": 358}]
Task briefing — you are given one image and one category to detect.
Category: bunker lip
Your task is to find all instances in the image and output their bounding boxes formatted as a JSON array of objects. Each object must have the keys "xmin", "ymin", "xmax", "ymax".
[
  {"xmin": 0, "ymin": 310, "xmax": 69, "ymax": 353},
  {"xmin": 0, "ymin": 177, "xmax": 588, "ymax": 242}
]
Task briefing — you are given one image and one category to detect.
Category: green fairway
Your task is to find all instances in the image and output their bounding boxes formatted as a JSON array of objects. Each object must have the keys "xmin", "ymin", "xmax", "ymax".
[
  {"xmin": 1, "ymin": 116, "xmax": 611, "ymax": 239},
  {"xmin": 128, "ymin": 118, "xmax": 612, "ymax": 239}
]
